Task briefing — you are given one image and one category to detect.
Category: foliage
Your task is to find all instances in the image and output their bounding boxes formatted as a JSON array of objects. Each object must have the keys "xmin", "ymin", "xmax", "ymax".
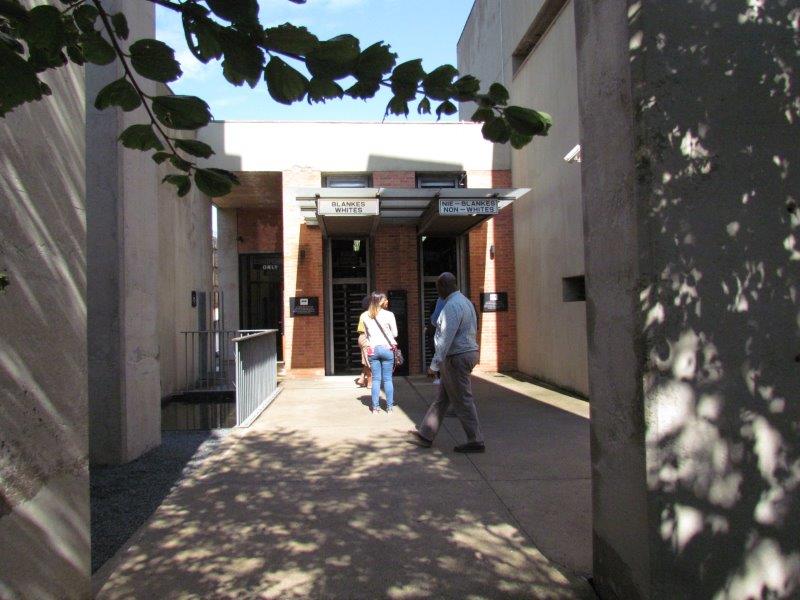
[{"xmin": 0, "ymin": 0, "xmax": 552, "ymax": 197}]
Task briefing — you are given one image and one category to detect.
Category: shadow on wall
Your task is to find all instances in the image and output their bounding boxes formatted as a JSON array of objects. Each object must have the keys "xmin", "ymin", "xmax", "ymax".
[
  {"xmin": 633, "ymin": 3, "xmax": 799, "ymax": 597},
  {"xmin": 0, "ymin": 62, "xmax": 90, "ymax": 595}
]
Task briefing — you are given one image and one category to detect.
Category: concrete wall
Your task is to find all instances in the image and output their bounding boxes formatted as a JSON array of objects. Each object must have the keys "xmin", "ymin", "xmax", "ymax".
[
  {"xmin": 576, "ymin": 1, "xmax": 799, "ymax": 598},
  {"xmin": 88, "ymin": 1, "xmax": 161, "ymax": 464},
  {"xmin": 199, "ymin": 121, "xmax": 507, "ymax": 172},
  {"xmin": 0, "ymin": 1, "xmax": 90, "ymax": 594},
  {"xmin": 217, "ymin": 208, "xmax": 240, "ymax": 334},
  {"xmin": 157, "ymin": 148, "xmax": 213, "ymax": 397},
  {"xmin": 459, "ymin": 0, "xmax": 588, "ymax": 395}
]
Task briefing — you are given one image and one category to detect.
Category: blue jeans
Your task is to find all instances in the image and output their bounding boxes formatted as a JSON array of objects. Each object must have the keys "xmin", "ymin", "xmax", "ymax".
[{"xmin": 369, "ymin": 345, "xmax": 395, "ymax": 409}]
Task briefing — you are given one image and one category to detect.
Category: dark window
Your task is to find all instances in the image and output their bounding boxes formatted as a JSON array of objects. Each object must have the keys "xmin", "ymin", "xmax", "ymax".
[
  {"xmin": 422, "ymin": 237, "xmax": 458, "ymax": 277},
  {"xmin": 324, "ymin": 174, "xmax": 371, "ymax": 188},
  {"xmin": 562, "ymin": 275, "xmax": 586, "ymax": 302},
  {"xmin": 415, "ymin": 172, "xmax": 466, "ymax": 188},
  {"xmin": 330, "ymin": 238, "xmax": 368, "ymax": 279}
]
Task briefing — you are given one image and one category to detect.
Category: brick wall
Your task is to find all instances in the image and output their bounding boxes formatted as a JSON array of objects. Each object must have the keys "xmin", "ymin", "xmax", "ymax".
[
  {"xmin": 467, "ymin": 170, "xmax": 517, "ymax": 372},
  {"xmin": 282, "ymin": 167, "xmax": 324, "ymax": 375},
  {"xmin": 373, "ymin": 225, "xmax": 422, "ymax": 374},
  {"xmin": 373, "ymin": 171, "xmax": 416, "ymax": 188},
  {"xmin": 237, "ymin": 208, "xmax": 282, "ymax": 253}
]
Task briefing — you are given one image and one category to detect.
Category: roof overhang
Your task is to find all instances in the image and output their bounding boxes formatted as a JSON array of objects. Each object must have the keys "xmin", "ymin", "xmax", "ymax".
[{"xmin": 294, "ymin": 187, "xmax": 529, "ymax": 237}]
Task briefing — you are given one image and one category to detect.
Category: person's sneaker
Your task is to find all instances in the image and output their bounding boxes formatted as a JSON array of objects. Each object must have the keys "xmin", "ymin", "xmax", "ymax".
[
  {"xmin": 406, "ymin": 430, "xmax": 432, "ymax": 448},
  {"xmin": 453, "ymin": 441, "xmax": 485, "ymax": 453},
  {"xmin": 386, "ymin": 407, "xmax": 393, "ymax": 414},
  {"xmin": 371, "ymin": 407, "xmax": 381, "ymax": 415}
]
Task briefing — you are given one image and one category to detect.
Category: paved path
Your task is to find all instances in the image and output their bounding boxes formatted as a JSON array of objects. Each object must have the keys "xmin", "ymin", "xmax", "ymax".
[{"xmin": 94, "ymin": 373, "xmax": 593, "ymax": 599}]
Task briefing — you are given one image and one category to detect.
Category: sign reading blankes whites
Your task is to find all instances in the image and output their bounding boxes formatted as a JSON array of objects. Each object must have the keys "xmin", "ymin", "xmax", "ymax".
[
  {"xmin": 439, "ymin": 198, "xmax": 498, "ymax": 215},
  {"xmin": 317, "ymin": 199, "xmax": 379, "ymax": 216}
]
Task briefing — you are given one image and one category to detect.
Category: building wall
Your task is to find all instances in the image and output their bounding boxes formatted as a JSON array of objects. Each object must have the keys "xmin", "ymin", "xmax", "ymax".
[
  {"xmin": 0, "ymin": 0, "xmax": 90, "ymax": 595},
  {"xmin": 157, "ymin": 148, "xmax": 213, "ymax": 397},
  {"xmin": 237, "ymin": 208, "xmax": 282, "ymax": 254},
  {"xmin": 459, "ymin": 0, "xmax": 588, "ymax": 395},
  {"xmin": 217, "ymin": 208, "xmax": 240, "ymax": 333}
]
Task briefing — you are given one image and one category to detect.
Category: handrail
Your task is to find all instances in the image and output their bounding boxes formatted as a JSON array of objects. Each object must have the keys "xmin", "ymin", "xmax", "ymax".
[{"xmin": 234, "ymin": 329, "xmax": 281, "ymax": 427}]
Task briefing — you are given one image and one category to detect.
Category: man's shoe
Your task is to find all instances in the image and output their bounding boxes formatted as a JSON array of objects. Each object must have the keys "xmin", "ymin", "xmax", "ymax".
[
  {"xmin": 453, "ymin": 441, "xmax": 485, "ymax": 453},
  {"xmin": 406, "ymin": 430, "xmax": 432, "ymax": 448}
]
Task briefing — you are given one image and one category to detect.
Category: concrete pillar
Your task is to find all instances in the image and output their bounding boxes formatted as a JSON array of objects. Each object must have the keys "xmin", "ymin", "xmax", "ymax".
[
  {"xmin": 0, "ymin": 1, "xmax": 89, "ymax": 594},
  {"xmin": 575, "ymin": 1, "xmax": 799, "ymax": 598},
  {"xmin": 216, "ymin": 208, "xmax": 240, "ymax": 333},
  {"xmin": 88, "ymin": 1, "xmax": 160, "ymax": 464}
]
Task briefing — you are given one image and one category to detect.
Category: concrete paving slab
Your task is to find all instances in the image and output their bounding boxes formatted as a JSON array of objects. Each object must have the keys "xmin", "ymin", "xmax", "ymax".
[{"xmin": 94, "ymin": 373, "xmax": 594, "ymax": 599}]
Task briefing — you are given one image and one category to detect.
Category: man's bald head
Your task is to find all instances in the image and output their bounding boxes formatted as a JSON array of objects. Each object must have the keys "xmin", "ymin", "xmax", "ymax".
[{"xmin": 436, "ymin": 272, "xmax": 458, "ymax": 299}]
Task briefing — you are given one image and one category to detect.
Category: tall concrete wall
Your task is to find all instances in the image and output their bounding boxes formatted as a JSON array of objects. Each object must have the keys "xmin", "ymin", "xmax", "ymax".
[
  {"xmin": 459, "ymin": 0, "xmax": 588, "ymax": 395},
  {"xmin": 88, "ymin": 1, "xmax": 161, "ymax": 464},
  {"xmin": 0, "ymin": 2, "xmax": 90, "ymax": 595},
  {"xmin": 157, "ymin": 154, "xmax": 213, "ymax": 397},
  {"xmin": 217, "ymin": 208, "xmax": 240, "ymax": 334},
  {"xmin": 576, "ymin": 1, "xmax": 799, "ymax": 597}
]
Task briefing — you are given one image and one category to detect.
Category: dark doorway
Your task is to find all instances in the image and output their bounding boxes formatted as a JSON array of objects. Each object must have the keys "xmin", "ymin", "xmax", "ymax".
[
  {"xmin": 420, "ymin": 236, "xmax": 462, "ymax": 368},
  {"xmin": 239, "ymin": 253, "xmax": 283, "ymax": 360},
  {"xmin": 329, "ymin": 238, "xmax": 369, "ymax": 374}
]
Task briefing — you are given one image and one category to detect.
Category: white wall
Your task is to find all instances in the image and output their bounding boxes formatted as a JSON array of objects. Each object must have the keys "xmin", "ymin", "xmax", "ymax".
[
  {"xmin": 0, "ymin": 1, "xmax": 90, "ymax": 594},
  {"xmin": 199, "ymin": 121, "xmax": 507, "ymax": 172}
]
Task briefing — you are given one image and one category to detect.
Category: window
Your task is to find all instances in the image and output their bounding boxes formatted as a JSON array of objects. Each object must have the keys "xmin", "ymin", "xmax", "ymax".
[
  {"xmin": 562, "ymin": 275, "xmax": 586, "ymax": 302},
  {"xmin": 324, "ymin": 174, "xmax": 372, "ymax": 188},
  {"xmin": 415, "ymin": 172, "xmax": 466, "ymax": 189}
]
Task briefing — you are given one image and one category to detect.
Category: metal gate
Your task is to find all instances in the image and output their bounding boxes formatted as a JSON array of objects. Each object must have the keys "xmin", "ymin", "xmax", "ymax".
[{"xmin": 332, "ymin": 282, "xmax": 368, "ymax": 372}]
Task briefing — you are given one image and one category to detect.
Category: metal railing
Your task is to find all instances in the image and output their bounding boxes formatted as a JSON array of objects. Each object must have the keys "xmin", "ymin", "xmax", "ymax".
[
  {"xmin": 180, "ymin": 329, "xmax": 269, "ymax": 392},
  {"xmin": 233, "ymin": 329, "xmax": 281, "ymax": 427}
]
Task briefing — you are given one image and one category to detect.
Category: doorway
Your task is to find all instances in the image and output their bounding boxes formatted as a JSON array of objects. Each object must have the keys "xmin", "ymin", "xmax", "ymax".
[
  {"xmin": 239, "ymin": 253, "xmax": 283, "ymax": 360},
  {"xmin": 326, "ymin": 238, "xmax": 370, "ymax": 374}
]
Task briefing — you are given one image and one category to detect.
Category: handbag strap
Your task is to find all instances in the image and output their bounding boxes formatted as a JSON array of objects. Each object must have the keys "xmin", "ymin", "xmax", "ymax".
[{"xmin": 373, "ymin": 314, "xmax": 395, "ymax": 347}]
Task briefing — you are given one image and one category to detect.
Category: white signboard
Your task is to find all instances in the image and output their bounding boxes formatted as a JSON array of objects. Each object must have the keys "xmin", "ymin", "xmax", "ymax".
[
  {"xmin": 317, "ymin": 199, "xmax": 379, "ymax": 216},
  {"xmin": 439, "ymin": 198, "xmax": 499, "ymax": 216}
]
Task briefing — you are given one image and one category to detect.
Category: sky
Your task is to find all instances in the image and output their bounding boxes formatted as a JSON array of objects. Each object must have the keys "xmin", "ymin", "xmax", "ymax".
[{"xmin": 155, "ymin": 0, "xmax": 475, "ymax": 122}]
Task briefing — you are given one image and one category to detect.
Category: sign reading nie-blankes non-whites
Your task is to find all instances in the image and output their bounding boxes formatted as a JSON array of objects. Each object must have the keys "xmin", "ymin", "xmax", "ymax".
[
  {"xmin": 439, "ymin": 198, "xmax": 499, "ymax": 215},
  {"xmin": 317, "ymin": 199, "xmax": 379, "ymax": 216}
]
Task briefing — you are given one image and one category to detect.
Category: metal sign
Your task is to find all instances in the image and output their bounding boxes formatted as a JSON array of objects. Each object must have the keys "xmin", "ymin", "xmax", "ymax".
[
  {"xmin": 290, "ymin": 296, "xmax": 319, "ymax": 316},
  {"xmin": 438, "ymin": 198, "xmax": 499, "ymax": 215},
  {"xmin": 317, "ymin": 199, "xmax": 379, "ymax": 216},
  {"xmin": 480, "ymin": 292, "xmax": 508, "ymax": 312}
]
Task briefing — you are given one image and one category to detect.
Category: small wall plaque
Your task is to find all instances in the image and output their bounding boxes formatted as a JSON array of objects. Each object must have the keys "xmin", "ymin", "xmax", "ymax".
[
  {"xmin": 480, "ymin": 292, "xmax": 508, "ymax": 312},
  {"xmin": 290, "ymin": 296, "xmax": 319, "ymax": 317}
]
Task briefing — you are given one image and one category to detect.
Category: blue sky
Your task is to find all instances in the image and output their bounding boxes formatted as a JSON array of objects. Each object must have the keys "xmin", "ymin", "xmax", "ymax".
[{"xmin": 155, "ymin": 0, "xmax": 475, "ymax": 122}]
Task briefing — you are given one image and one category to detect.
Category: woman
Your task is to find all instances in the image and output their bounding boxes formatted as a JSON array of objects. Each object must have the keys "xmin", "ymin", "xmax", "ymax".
[
  {"xmin": 355, "ymin": 294, "xmax": 371, "ymax": 388},
  {"xmin": 363, "ymin": 291, "xmax": 398, "ymax": 414}
]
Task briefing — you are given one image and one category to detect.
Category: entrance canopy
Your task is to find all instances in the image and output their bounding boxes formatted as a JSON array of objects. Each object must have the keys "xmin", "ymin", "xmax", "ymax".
[{"xmin": 295, "ymin": 187, "xmax": 530, "ymax": 237}]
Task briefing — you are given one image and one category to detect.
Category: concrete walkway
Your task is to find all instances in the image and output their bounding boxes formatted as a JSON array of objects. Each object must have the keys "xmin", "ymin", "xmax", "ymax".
[{"xmin": 94, "ymin": 373, "xmax": 593, "ymax": 599}]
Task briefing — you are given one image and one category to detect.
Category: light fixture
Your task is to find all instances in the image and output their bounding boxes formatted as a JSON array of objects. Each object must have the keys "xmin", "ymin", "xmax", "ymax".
[{"xmin": 563, "ymin": 144, "xmax": 582, "ymax": 163}]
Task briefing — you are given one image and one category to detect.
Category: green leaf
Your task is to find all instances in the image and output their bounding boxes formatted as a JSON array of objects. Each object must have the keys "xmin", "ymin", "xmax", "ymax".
[
  {"xmin": 264, "ymin": 56, "xmax": 308, "ymax": 104},
  {"xmin": 385, "ymin": 96, "xmax": 408, "ymax": 117},
  {"xmin": 423, "ymin": 64, "xmax": 458, "ymax": 101},
  {"xmin": 169, "ymin": 155, "xmax": 192, "ymax": 172},
  {"xmin": 470, "ymin": 107, "xmax": 494, "ymax": 123},
  {"xmin": 218, "ymin": 29, "xmax": 263, "ymax": 87},
  {"xmin": 18, "ymin": 5, "xmax": 66, "ymax": 52},
  {"xmin": 417, "ymin": 97, "xmax": 431, "ymax": 115},
  {"xmin": 481, "ymin": 116, "xmax": 511, "ymax": 144},
  {"xmin": 453, "ymin": 75, "xmax": 480, "ymax": 100},
  {"xmin": 110, "ymin": 13, "xmax": 129, "ymax": 40},
  {"xmin": 194, "ymin": 168, "xmax": 236, "ymax": 197},
  {"xmin": 163, "ymin": 174, "xmax": 191, "ymax": 197},
  {"xmin": 129, "ymin": 39, "xmax": 181, "ymax": 83},
  {"xmin": 344, "ymin": 79, "xmax": 380, "ymax": 100},
  {"xmin": 206, "ymin": 0, "xmax": 259, "ymax": 25},
  {"xmin": 27, "ymin": 46, "xmax": 67, "ymax": 73},
  {"xmin": 510, "ymin": 130, "xmax": 534, "ymax": 149},
  {"xmin": 0, "ymin": 45, "xmax": 44, "ymax": 117},
  {"xmin": 435, "ymin": 100, "xmax": 457, "ymax": 120},
  {"xmin": 390, "ymin": 59, "xmax": 423, "ymax": 100},
  {"xmin": 152, "ymin": 95, "xmax": 212, "ymax": 130},
  {"xmin": 174, "ymin": 138, "xmax": 215, "ymax": 159},
  {"xmin": 152, "ymin": 152, "xmax": 172, "ymax": 164},
  {"xmin": 73, "ymin": 5, "xmax": 98, "ymax": 33},
  {"xmin": 94, "ymin": 77, "xmax": 141, "ymax": 111},
  {"xmin": 504, "ymin": 106, "xmax": 552, "ymax": 136},
  {"xmin": 182, "ymin": 9, "xmax": 222, "ymax": 63},
  {"xmin": 119, "ymin": 124, "xmax": 164, "ymax": 151},
  {"xmin": 487, "ymin": 83, "xmax": 509, "ymax": 105},
  {"xmin": 306, "ymin": 34, "xmax": 360, "ymax": 80},
  {"xmin": 355, "ymin": 42, "xmax": 396, "ymax": 80},
  {"xmin": 80, "ymin": 30, "xmax": 115, "ymax": 65},
  {"xmin": 263, "ymin": 23, "xmax": 318, "ymax": 55},
  {"xmin": 307, "ymin": 78, "xmax": 343, "ymax": 103}
]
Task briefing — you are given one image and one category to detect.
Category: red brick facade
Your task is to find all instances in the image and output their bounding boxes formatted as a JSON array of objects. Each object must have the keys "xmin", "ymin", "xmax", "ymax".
[{"xmin": 237, "ymin": 167, "xmax": 516, "ymax": 375}]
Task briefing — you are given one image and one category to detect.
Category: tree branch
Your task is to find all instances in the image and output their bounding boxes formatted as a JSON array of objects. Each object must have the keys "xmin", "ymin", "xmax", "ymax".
[{"xmin": 92, "ymin": 0, "xmax": 179, "ymax": 156}]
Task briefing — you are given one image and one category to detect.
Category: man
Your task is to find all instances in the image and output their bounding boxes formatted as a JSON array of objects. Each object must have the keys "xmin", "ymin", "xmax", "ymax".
[{"xmin": 407, "ymin": 272, "xmax": 485, "ymax": 453}]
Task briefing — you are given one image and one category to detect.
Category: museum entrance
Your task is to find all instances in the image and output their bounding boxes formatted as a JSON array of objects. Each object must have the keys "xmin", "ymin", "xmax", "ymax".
[
  {"xmin": 239, "ymin": 253, "xmax": 283, "ymax": 360},
  {"xmin": 326, "ymin": 238, "xmax": 371, "ymax": 374}
]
